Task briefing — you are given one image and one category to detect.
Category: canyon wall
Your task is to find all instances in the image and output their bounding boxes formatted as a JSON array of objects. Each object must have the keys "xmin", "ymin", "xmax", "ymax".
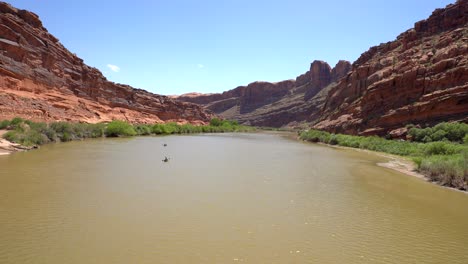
[
  {"xmin": 176, "ymin": 60, "xmax": 351, "ymax": 127},
  {"xmin": 0, "ymin": 2, "xmax": 214, "ymax": 124},
  {"xmin": 316, "ymin": 0, "xmax": 468, "ymax": 135},
  {"xmin": 177, "ymin": 0, "xmax": 468, "ymax": 135}
]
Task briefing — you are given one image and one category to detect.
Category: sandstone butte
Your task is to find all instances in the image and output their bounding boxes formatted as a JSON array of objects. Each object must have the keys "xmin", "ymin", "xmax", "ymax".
[
  {"xmin": 0, "ymin": 2, "xmax": 214, "ymax": 125},
  {"xmin": 176, "ymin": 0, "xmax": 468, "ymax": 136}
]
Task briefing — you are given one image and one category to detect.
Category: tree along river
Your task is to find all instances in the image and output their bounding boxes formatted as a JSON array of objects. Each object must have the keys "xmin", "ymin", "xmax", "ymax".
[{"xmin": 0, "ymin": 133, "xmax": 467, "ymax": 263}]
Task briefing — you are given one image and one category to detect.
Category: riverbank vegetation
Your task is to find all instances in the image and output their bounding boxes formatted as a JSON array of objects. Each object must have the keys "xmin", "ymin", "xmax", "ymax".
[
  {"xmin": 0, "ymin": 117, "xmax": 253, "ymax": 147},
  {"xmin": 300, "ymin": 122, "xmax": 468, "ymax": 190}
]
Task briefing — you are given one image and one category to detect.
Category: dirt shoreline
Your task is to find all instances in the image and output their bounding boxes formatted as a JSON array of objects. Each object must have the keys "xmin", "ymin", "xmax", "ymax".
[
  {"xmin": 320, "ymin": 142, "xmax": 426, "ymax": 179},
  {"xmin": 0, "ymin": 129, "xmax": 13, "ymax": 155},
  {"xmin": 293, "ymin": 135, "xmax": 467, "ymax": 194},
  {"xmin": 0, "ymin": 129, "xmax": 34, "ymax": 155}
]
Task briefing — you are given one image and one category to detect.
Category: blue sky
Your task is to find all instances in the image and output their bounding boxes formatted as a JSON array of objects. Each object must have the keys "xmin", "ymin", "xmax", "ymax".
[{"xmin": 8, "ymin": 0, "xmax": 454, "ymax": 95}]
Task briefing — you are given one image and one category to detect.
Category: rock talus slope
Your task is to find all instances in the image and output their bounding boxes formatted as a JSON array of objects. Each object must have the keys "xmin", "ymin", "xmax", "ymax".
[{"xmin": 0, "ymin": 2, "xmax": 214, "ymax": 124}]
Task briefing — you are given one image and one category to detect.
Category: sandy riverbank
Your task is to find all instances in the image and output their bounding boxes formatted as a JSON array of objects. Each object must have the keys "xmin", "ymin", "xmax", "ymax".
[
  {"xmin": 325, "ymin": 143, "xmax": 426, "ymax": 180},
  {"xmin": 0, "ymin": 129, "xmax": 33, "ymax": 155},
  {"xmin": 307, "ymin": 139, "xmax": 466, "ymax": 194},
  {"xmin": 0, "ymin": 129, "xmax": 12, "ymax": 155}
]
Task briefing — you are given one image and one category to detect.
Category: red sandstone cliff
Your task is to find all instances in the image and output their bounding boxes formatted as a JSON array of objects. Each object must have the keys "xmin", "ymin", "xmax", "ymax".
[
  {"xmin": 177, "ymin": 1, "xmax": 467, "ymax": 133},
  {"xmin": 0, "ymin": 2, "xmax": 214, "ymax": 124},
  {"xmin": 176, "ymin": 60, "xmax": 351, "ymax": 127},
  {"xmin": 315, "ymin": 0, "xmax": 468, "ymax": 135}
]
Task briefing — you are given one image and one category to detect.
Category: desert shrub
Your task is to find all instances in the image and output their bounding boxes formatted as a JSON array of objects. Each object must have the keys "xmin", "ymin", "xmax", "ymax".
[
  {"xmin": 28, "ymin": 121, "xmax": 48, "ymax": 133},
  {"xmin": 420, "ymin": 154, "xmax": 466, "ymax": 189},
  {"xmin": 300, "ymin": 130, "xmax": 330, "ymax": 143},
  {"xmin": 431, "ymin": 129, "xmax": 448, "ymax": 141},
  {"xmin": 423, "ymin": 141, "xmax": 463, "ymax": 156},
  {"xmin": 134, "ymin": 125, "xmax": 152, "ymax": 135},
  {"xmin": 21, "ymin": 130, "xmax": 49, "ymax": 146},
  {"xmin": 0, "ymin": 120, "xmax": 11, "ymax": 129},
  {"xmin": 3, "ymin": 129, "xmax": 48, "ymax": 146},
  {"xmin": 3, "ymin": 131, "xmax": 18, "ymax": 142},
  {"xmin": 10, "ymin": 117, "xmax": 24, "ymax": 126},
  {"xmin": 409, "ymin": 122, "xmax": 468, "ymax": 143},
  {"xmin": 50, "ymin": 122, "xmax": 73, "ymax": 134},
  {"xmin": 42, "ymin": 127, "xmax": 58, "ymax": 142},
  {"xmin": 151, "ymin": 124, "xmax": 164, "ymax": 134},
  {"xmin": 86, "ymin": 123, "xmax": 106, "ymax": 138},
  {"xmin": 328, "ymin": 134, "xmax": 338, "ymax": 145},
  {"xmin": 105, "ymin": 120, "xmax": 136, "ymax": 137},
  {"xmin": 50, "ymin": 122, "xmax": 74, "ymax": 141},
  {"xmin": 210, "ymin": 118, "xmax": 223, "ymax": 127}
]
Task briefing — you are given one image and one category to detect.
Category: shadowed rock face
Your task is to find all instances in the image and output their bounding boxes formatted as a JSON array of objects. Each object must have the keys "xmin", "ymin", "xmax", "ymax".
[
  {"xmin": 315, "ymin": 0, "xmax": 468, "ymax": 136},
  {"xmin": 177, "ymin": 1, "xmax": 468, "ymax": 134},
  {"xmin": 175, "ymin": 60, "xmax": 351, "ymax": 127},
  {"xmin": 0, "ymin": 2, "xmax": 214, "ymax": 124}
]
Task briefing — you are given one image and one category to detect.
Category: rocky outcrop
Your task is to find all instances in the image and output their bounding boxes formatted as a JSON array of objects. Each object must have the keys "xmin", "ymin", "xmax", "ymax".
[
  {"xmin": 315, "ymin": 0, "xmax": 468, "ymax": 135},
  {"xmin": 0, "ymin": 2, "xmax": 214, "ymax": 124},
  {"xmin": 300, "ymin": 60, "xmax": 352, "ymax": 100},
  {"xmin": 175, "ymin": 60, "xmax": 351, "ymax": 127},
  {"xmin": 178, "ymin": 1, "xmax": 467, "ymax": 134}
]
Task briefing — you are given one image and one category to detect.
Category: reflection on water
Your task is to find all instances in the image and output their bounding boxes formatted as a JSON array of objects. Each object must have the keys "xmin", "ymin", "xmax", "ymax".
[{"xmin": 0, "ymin": 133, "xmax": 467, "ymax": 263}]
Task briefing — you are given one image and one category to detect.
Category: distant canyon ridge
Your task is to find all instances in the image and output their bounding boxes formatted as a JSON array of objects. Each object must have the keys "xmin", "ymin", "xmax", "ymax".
[
  {"xmin": 0, "ymin": 0, "xmax": 467, "ymax": 136},
  {"xmin": 176, "ymin": 0, "xmax": 468, "ymax": 136}
]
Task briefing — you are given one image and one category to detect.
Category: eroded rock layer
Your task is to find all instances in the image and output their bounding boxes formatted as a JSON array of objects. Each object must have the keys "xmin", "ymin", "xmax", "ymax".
[
  {"xmin": 0, "ymin": 2, "xmax": 214, "ymax": 124},
  {"xmin": 315, "ymin": 0, "xmax": 468, "ymax": 135},
  {"xmin": 176, "ymin": 60, "xmax": 351, "ymax": 127},
  {"xmin": 178, "ymin": 0, "xmax": 468, "ymax": 134}
]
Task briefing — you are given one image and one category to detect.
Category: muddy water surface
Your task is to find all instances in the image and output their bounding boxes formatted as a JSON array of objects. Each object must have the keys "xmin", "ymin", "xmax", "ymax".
[{"xmin": 1, "ymin": 133, "xmax": 467, "ymax": 263}]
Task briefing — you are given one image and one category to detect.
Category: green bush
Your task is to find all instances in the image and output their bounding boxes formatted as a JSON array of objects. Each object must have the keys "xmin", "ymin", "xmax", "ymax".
[
  {"xmin": 431, "ymin": 130, "xmax": 448, "ymax": 141},
  {"xmin": 3, "ymin": 129, "xmax": 48, "ymax": 146},
  {"xmin": 3, "ymin": 131, "xmax": 18, "ymax": 142},
  {"xmin": 10, "ymin": 117, "xmax": 24, "ymax": 126},
  {"xmin": 408, "ymin": 122, "xmax": 468, "ymax": 143},
  {"xmin": 28, "ymin": 121, "xmax": 47, "ymax": 133},
  {"xmin": 151, "ymin": 124, "xmax": 164, "ymax": 134},
  {"xmin": 43, "ymin": 127, "xmax": 58, "ymax": 142},
  {"xmin": 423, "ymin": 141, "xmax": 463, "ymax": 156},
  {"xmin": 21, "ymin": 130, "xmax": 49, "ymax": 146},
  {"xmin": 105, "ymin": 120, "xmax": 136, "ymax": 137},
  {"xmin": 50, "ymin": 122, "xmax": 74, "ymax": 141},
  {"xmin": 419, "ymin": 154, "xmax": 466, "ymax": 189},
  {"xmin": 0, "ymin": 120, "xmax": 10, "ymax": 129},
  {"xmin": 134, "ymin": 125, "xmax": 152, "ymax": 135},
  {"xmin": 412, "ymin": 157, "xmax": 423, "ymax": 169},
  {"xmin": 86, "ymin": 123, "xmax": 106, "ymax": 138},
  {"xmin": 210, "ymin": 118, "xmax": 223, "ymax": 127},
  {"xmin": 62, "ymin": 132, "xmax": 72, "ymax": 142},
  {"xmin": 328, "ymin": 134, "xmax": 338, "ymax": 145}
]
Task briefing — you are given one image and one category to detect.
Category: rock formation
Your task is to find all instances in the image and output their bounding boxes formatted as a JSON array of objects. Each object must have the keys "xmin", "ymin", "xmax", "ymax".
[
  {"xmin": 0, "ymin": 2, "xmax": 214, "ymax": 124},
  {"xmin": 315, "ymin": 0, "xmax": 468, "ymax": 136},
  {"xmin": 176, "ymin": 60, "xmax": 351, "ymax": 127},
  {"xmin": 177, "ymin": 0, "xmax": 467, "ymax": 134},
  {"xmin": 1, "ymin": 0, "xmax": 466, "ymax": 133}
]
